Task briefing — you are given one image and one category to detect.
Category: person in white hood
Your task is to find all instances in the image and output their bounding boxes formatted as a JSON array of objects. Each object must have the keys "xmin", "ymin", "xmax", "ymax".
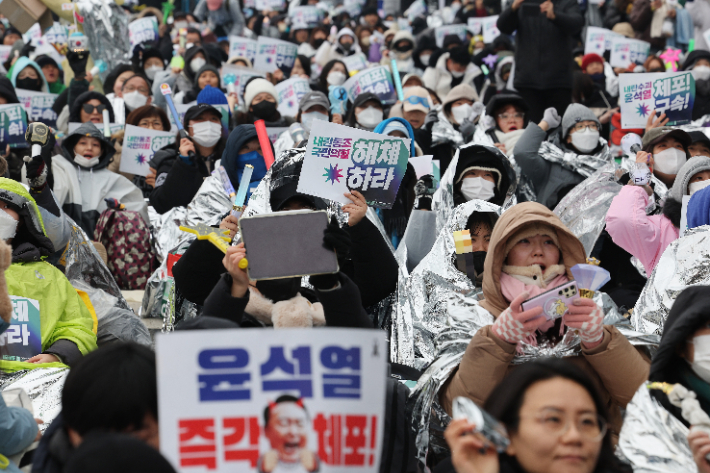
[{"xmin": 314, "ymin": 27, "xmax": 362, "ymax": 67}]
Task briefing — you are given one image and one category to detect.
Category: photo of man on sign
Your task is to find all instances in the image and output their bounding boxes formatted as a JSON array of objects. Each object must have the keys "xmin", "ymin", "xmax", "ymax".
[{"xmin": 258, "ymin": 395, "xmax": 320, "ymax": 473}]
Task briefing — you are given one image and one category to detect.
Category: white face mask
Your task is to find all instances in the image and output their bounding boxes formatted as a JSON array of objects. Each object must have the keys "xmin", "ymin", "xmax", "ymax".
[
  {"xmin": 123, "ymin": 91, "xmax": 148, "ymax": 111},
  {"xmin": 301, "ymin": 111, "xmax": 328, "ymax": 132},
  {"xmin": 0, "ymin": 209, "xmax": 17, "ymax": 241},
  {"xmin": 190, "ymin": 57, "xmax": 206, "ymax": 73},
  {"xmin": 451, "ymin": 104, "xmax": 473, "ymax": 125},
  {"xmin": 654, "ymin": 147, "xmax": 687, "ymax": 175},
  {"xmin": 460, "ymin": 176, "xmax": 496, "ymax": 202},
  {"xmin": 191, "ymin": 121, "xmax": 222, "ymax": 147},
  {"xmin": 570, "ymin": 128, "xmax": 600, "ymax": 154},
  {"xmin": 74, "ymin": 153, "xmax": 100, "ymax": 168},
  {"xmin": 419, "ymin": 54, "xmax": 431, "ymax": 67},
  {"xmin": 450, "ymin": 69, "xmax": 465, "ymax": 79},
  {"xmin": 689, "ymin": 334, "xmax": 710, "ymax": 384},
  {"xmin": 327, "ymin": 71, "xmax": 346, "ymax": 86},
  {"xmin": 690, "ymin": 178, "xmax": 710, "ymax": 195},
  {"xmin": 145, "ymin": 65, "xmax": 163, "ymax": 80},
  {"xmin": 357, "ymin": 106, "xmax": 383, "ymax": 129},
  {"xmin": 692, "ymin": 65, "xmax": 710, "ymax": 82}
]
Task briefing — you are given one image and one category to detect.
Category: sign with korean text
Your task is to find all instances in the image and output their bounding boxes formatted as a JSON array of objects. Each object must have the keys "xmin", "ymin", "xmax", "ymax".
[
  {"xmin": 584, "ymin": 27, "xmax": 623, "ymax": 56},
  {"xmin": 0, "ymin": 104, "xmax": 28, "ymax": 149},
  {"xmin": 275, "ymin": 77, "xmax": 311, "ymax": 118},
  {"xmin": 434, "ymin": 24, "xmax": 468, "ymax": 48},
  {"xmin": 480, "ymin": 16, "xmax": 500, "ymax": 44},
  {"xmin": 341, "ymin": 53, "xmax": 368, "ymax": 73},
  {"xmin": 255, "ymin": 0, "xmax": 285, "ymax": 10},
  {"xmin": 129, "ymin": 17, "xmax": 159, "ymax": 51},
  {"xmin": 221, "ymin": 66, "xmax": 265, "ymax": 105},
  {"xmin": 228, "ymin": 36, "xmax": 257, "ymax": 63},
  {"xmin": 156, "ymin": 328, "xmax": 387, "ymax": 473},
  {"xmin": 0, "ymin": 297, "xmax": 41, "ymax": 361},
  {"xmin": 0, "ymin": 46, "xmax": 11, "ymax": 64},
  {"xmin": 254, "ymin": 37, "xmax": 298, "ymax": 75},
  {"xmin": 120, "ymin": 124, "xmax": 177, "ymax": 176},
  {"xmin": 405, "ymin": 0, "xmax": 426, "ymax": 20},
  {"xmin": 610, "ymin": 37, "xmax": 650, "ymax": 68},
  {"xmin": 16, "ymin": 89, "xmax": 58, "ymax": 128},
  {"xmin": 43, "ymin": 22, "xmax": 68, "ymax": 46},
  {"xmin": 343, "ymin": 66, "xmax": 397, "ymax": 106},
  {"xmin": 344, "ymin": 0, "xmax": 366, "ymax": 17},
  {"xmin": 298, "ymin": 120, "xmax": 410, "ymax": 208},
  {"xmin": 266, "ymin": 127, "xmax": 288, "ymax": 144},
  {"xmin": 619, "ymin": 71, "xmax": 695, "ymax": 128},
  {"xmin": 289, "ymin": 6, "xmax": 323, "ymax": 28}
]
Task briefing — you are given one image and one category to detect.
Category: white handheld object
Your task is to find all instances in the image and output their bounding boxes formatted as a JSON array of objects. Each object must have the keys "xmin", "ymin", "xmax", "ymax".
[
  {"xmin": 31, "ymin": 144, "xmax": 42, "ymax": 159},
  {"xmin": 102, "ymin": 109, "xmax": 110, "ymax": 137}
]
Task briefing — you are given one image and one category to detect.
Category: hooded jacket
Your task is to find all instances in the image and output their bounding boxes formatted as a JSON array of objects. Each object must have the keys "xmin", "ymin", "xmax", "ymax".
[
  {"xmin": 683, "ymin": 50, "xmax": 710, "ymax": 120},
  {"xmin": 422, "ymin": 52, "xmax": 482, "ymax": 99},
  {"xmin": 0, "ymin": 179, "xmax": 97, "ymax": 371},
  {"xmin": 67, "ymin": 91, "xmax": 116, "ymax": 124},
  {"xmin": 180, "ymin": 64, "xmax": 223, "ymax": 104},
  {"xmin": 51, "ymin": 122, "xmax": 149, "ymax": 234},
  {"xmin": 193, "ymin": 0, "xmax": 245, "ymax": 37},
  {"xmin": 314, "ymin": 27, "xmax": 363, "ymax": 67},
  {"xmin": 220, "ymin": 124, "xmax": 266, "ymax": 202},
  {"xmin": 606, "ymin": 156, "xmax": 710, "ymax": 276},
  {"xmin": 150, "ymin": 46, "xmax": 209, "ymax": 109},
  {"xmin": 441, "ymin": 202, "xmax": 650, "ymax": 435},
  {"xmin": 7, "ymin": 56, "xmax": 49, "ymax": 93},
  {"xmin": 0, "ymin": 76, "xmax": 19, "ymax": 104},
  {"xmin": 451, "ymin": 144, "xmax": 515, "ymax": 207}
]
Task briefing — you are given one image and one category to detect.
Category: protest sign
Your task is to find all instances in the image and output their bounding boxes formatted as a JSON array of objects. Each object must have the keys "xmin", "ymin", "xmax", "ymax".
[
  {"xmin": 467, "ymin": 18, "xmax": 482, "ymax": 35},
  {"xmin": 0, "ymin": 296, "xmax": 41, "ymax": 362},
  {"xmin": 120, "ymin": 124, "xmax": 177, "ymax": 176},
  {"xmin": 129, "ymin": 17, "xmax": 159, "ymax": 51},
  {"xmin": 343, "ymin": 66, "xmax": 397, "ymax": 106},
  {"xmin": 481, "ymin": 16, "xmax": 500, "ymax": 44},
  {"xmin": 341, "ymin": 53, "xmax": 368, "ymax": 73},
  {"xmin": 254, "ymin": 36, "xmax": 298, "ymax": 75},
  {"xmin": 344, "ymin": 0, "xmax": 366, "ymax": 17},
  {"xmin": 298, "ymin": 120, "xmax": 410, "ymax": 208},
  {"xmin": 434, "ymin": 24, "xmax": 468, "ymax": 48},
  {"xmin": 228, "ymin": 36, "xmax": 257, "ymax": 63},
  {"xmin": 0, "ymin": 45, "xmax": 11, "ymax": 64},
  {"xmin": 266, "ymin": 127, "xmax": 288, "ymax": 144},
  {"xmin": 405, "ymin": 0, "xmax": 426, "ymax": 20},
  {"xmin": 619, "ymin": 71, "xmax": 695, "ymax": 128},
  {"xmin": 43, "ymin": 22, "xmax": 67, "ymax": 45},
  {"xmin": 289, "ymin": 6, "xmax": 322, "ymax": 28},
  {"xmin": 409, "ymin": 155, "xmax": 433, "ymax": 179},
  {"xmin": 22, "ymin": 23, "xmax": 42, "ymax": 45},
  {"xmin": 68, "ymin": 122, "xmax": 125, "ymax": 134},
  {"xmin": 584, "ymin": 27, "xmax": 620, "ymax": 56},
  {"xmin": 221, "ymin": 65, "xmax": 265, "ymax": 104},
  {"xmin": 0, "ymin": 104, "xmax": 28, "ymax": 149},
  {"xmin": 610, "ymin": 37, "xmax": 650, "ymax": 68},
  {"xmin": 16, "ymin": 89, "xmax": 57, "ymax": 128},
  {"xmin": 255, "ymin": 0, "xmax": 285, "ymax": 9},
  {"xmin": 157, "ymin": 328, "xmax": 387, "ymax": 473},
  {"xmin": 275, "ymin": 77, "xmax": 311, "ymax": 118}
]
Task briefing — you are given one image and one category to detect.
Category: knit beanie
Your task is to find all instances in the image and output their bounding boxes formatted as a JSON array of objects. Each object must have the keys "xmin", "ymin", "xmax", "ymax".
[
  {"xmin": 504, "ymin": 223, "xmax": 560, "ymax": 257},
  {"xmin": 197, "ymin": 85, "xmax": 228, "ymax": 106},
  {"xmin": 561, "ymin": 103, "xmax": 601, "ymax": 138},
  {"xmin": 687, "ymin": 184, "xmax": 710, "ymax": 230},
  {"xmin": 244, "ymin": 78, "xmax": 278, "ymax": 109},
  {"xmin": 581, "ymin": 53, "xmax": 604, "ymax": 72}
]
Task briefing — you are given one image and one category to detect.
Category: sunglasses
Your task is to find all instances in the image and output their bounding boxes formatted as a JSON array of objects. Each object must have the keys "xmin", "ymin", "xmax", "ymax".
[
  {"xmin": 404, "ymin": 96, "xmax": 430, "ymax": 108},
  {"xmin": 82, "ymin": 103, "xmax": 107, "ymax": 114}
]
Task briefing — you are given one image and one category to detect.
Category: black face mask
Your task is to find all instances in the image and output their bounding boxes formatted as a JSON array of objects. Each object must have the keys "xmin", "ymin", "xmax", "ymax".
[
  {"xmin": 472, "ymin": 251, "xmax": 486, "ymax": 276},
  {"xmin": 313, "ymin": 38, "xmax": 326, "ymax": 49},
  {"xmin": 252, "ymin": 100, "xmax": 277, "ymax": 120},
  {"xmin": 16, "ymin": 77, "xmax": 41, "ymax": 91},
  {"xmin": 256, "ymin": 277, "xmax": 301, "ymax": 303},
  {"xmin": 589, "ymin": 72, "xmax": 605, "ymax": 85}
]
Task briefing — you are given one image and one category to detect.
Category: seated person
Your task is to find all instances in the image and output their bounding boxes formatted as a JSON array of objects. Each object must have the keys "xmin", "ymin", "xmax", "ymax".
[
  {"xmin": 50, "ymin": 122, "xmax": 149, "ymax": 235},
  {"xmin": 483, "ymin": 92, "xmax": 529, "ymax": 156},
  {"xmin": 0, "ymin": 178, "xmax": 96, "ymax": 369},
  {"xmin": 440, "ymin": 202, "xmax": 650, "ymax": 438},
  {"xmin": 689, "ymin": 130, "xmax": 710, "ymax": 158},
  {"xmin": 7, "ymin": 57, "xmax": 49, "ymax": 93},
  {"xmin": 115, "ymin": 74, "xmax": 153, "ymax": 113}
]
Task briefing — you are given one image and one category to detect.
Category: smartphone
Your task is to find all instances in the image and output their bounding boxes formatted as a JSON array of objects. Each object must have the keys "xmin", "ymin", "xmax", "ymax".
[{"xmin": 520, "ymin": 281, "xmax": 579, "ymax": 321}]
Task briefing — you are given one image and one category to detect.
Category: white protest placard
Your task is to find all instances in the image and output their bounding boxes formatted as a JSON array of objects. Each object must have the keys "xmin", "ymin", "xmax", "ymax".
[
  {"xmin": 434, "ymin": 24, "xmax": 468, "ymax": 48},
  {"xmin": 298, "ymin": 120, "xmax": 410, "ymax": 208},
  {"xmin": 266, "ymin": 126, "xmax": 288, "ymax": 144},
  {"xmin": 289, "ymin": 6, "xmax": 322, "ymax": 28},
  {"xmin": 220, "ymin": 65, "xmax": 265, "ymax": 104},
  {"xmin": 610, "ymin": 37, "xmax": 650, "ymax": 68},
  {"xmin": 228, "ymin": 36, "xmax": 257, "ymax": 63},
  {"xmin": 343, "ymin": 0, "xmax": 366, "ymax": 16},
  {"xmin": 0, "ymin": 46, "xmax": 12, "ymax": 64},
  {"xmin": 156, "ymin": 328, "xmax": 387, "ymax": 473},
  {"xmin": 343, "ymin": 66, "xmax": 397, "ymax": 105},
  {"xmin": 255, "ymin": 0, "xmax": 285, "ymax": 10},
  {"xmin": 618, "ymin": 71, "xmax": 695, "ymax": 128},
  {"xmin": 129, "ymin": 17, "xmax": 159, "ymax": 51},
  {"xmin": 120, "ymin": 125, "xmax": 176, "ymax": 176},
  {"xmin": 585, "ymin": 27, "xmax": 608, "ymax": 56},
  {"xmin": 405, "ymin": 0, "xmax": 426, "ymax": 20},
  {"xmin": 481, "ymin": 16, "xmax": 500, "ymax": 44},
  {"xmin": 43, "ymin": 22, "xmax": 67, "ymax": 45},
  {"xmin": 22, "ymin": 23, "xmax": 42, "ymax": 45},
  {"xmin": 275, "ymin": 77, "xmax": 311, "ymax": 118},
  {"xmin": 254, "ymin": 36, "xmax": 298, "ymax": 75},
  {"xmin": 409, "ymin": 155, "xmax": 433, "ymax": 178},
  {"xmin": 15, "ymin": 89, "xmax": 57, "ymax": 128},
  {"xmin": 341, "ymin": 53, "xmax": 368, "ymax": 73},
  {"xmin": 68, "ymin": 122, "xmax": 125, "ymax": 134},
  {"xmin": 468, "ymin": 18, "xmax": 482, "ymax": 35}
]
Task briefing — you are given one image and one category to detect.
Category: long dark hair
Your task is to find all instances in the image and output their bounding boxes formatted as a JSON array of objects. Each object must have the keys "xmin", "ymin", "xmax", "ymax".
[
  {"xmin": 483, "ymin": 358, "xmax": 627, "ymax": 473},
  {"xmin": 316, "ymin": 59, "xmax": 350, "ymax": 95}
]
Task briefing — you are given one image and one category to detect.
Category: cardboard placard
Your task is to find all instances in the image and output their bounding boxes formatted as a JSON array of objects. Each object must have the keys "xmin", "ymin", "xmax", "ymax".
[
  {"xmin": 619, "ymin": 71, "xmax": 695, "ymax": 129},
  {"xmin": 253, "ymin": 36, "xmax": 298, "ymax": 75},
  {"xmin": 228, "ymin": 36, "xmax": 257, "ymax": 63},
  {"xmin": 341, "ymin": 54, "xmax": 368, "ymax": 73},
  {"xmin": 220, "ymin": 65, "xmax": 265, "ymax": 104},
  {"xmin": 129, "ymin": 17, "xmax": 159, "ymax": 51},
  {"xmin": 434, "ymin": 24, "xmax": 468, "ymax": 48},
  {"xmin": 610, "ymin": 37, "xmax": 650, "ymax": 68},
  {"xmin": 0, "ymin": 104, "xmax": 28, "ymax": 149},
  {"xmin": 156, "ymin": 328, "xmax": 387, "ymax": 473},
  {"xmin": 584, "ymin": 26, "xmax": 623, "ymax": 56},
  {"xmin": 15, "ymin": 88, "xmax": 57, "ymax": 128},
  {"xmin": 120, "ymin": 124, "xmax": 177, "ymax": 176},
  {"xmin": 0, "ymin": 296, "xmax": 42, "ymax": 361},
  {"xmin": 275, "ymin": 77, "xmax": 311, "ymax": 118},
  {"xmin": 343, "ymin": 66, "xmax": 397, "ymax": 106},
  {"xmin": 297, "ymin": 120, "xmax": 410, "ymax": 208}
]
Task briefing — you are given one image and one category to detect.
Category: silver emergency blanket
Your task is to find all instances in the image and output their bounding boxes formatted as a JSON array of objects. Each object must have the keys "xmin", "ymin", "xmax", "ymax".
[
  {"xmin": 691, "ymin": 114, "xmax": 710, "ymax": 127},
  {"xmin": 0, "ymin": 367, "xmax": 68, "ymax": 431},
  {"xmin": 431, "ymin": 111, "xmax": 464, "ymax": 148},
  {"xmin": 537, "ymin": 138, "xmax": 613, "ymax": 179},
  {"xmin": 617, "ymin": 384, "xmax": 696, "ymax": 472},
  {"xmin": 632, "ymin": 225, "xmax": 710, "ymax": 336},
  {"xmin": 431, "ymin": 143, "xmax": 517, "ymax": 235},
  {"xmin": 620, "ymin": 156, "xmax": 669, "ymax": 210},
  {"xmin": 554, "ymin": 163, "xmax": 623, "ymax": 256},
  {"xmin": 77, "ymin": 0, "xmax": 131, "ymax": 82},
  {"xmin": 63, "ymin": 220, "xmax": 151, "ymax": 345},
  {"xmin": 149, "ymin": 205, "xmax": 187, "ymax": 263}
]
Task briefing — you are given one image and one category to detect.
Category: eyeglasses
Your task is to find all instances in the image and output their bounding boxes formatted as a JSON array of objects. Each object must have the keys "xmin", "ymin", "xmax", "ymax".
[
  {"xmin": 498, "ymin": 113, "xmax": 524, "ymax": 120},
  {"xmin": 520, "ymin": 409, "xmax": 607, "ymax": 442},
  {"xmin": 82, "ymin": 104, "xmax": 107, "ymax": 114},
  {"xmin": 572, "ymin": 123, "xmax": 600, "ymax": 132},
  {"xmin": 404, "ymin": 96, "xmax": 430, "ymax": 108}
]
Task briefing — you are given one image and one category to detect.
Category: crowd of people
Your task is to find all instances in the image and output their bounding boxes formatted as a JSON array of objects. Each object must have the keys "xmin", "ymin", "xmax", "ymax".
[{"xmin": 2, "ymin": 0, "xmax": 710, "ymax": 470}]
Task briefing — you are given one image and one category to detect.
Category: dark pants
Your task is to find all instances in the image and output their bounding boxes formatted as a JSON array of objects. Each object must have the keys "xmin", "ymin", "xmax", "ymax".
[{"xmin": 516, "ymin": 87, "xmax": 573, "ymax": 124}]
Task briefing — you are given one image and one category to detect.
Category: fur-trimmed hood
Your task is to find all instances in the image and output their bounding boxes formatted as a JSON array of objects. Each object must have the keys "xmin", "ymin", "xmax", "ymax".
[{"xmin": 245, "ymin": 287, "xmax": 325, "ymax": 328}]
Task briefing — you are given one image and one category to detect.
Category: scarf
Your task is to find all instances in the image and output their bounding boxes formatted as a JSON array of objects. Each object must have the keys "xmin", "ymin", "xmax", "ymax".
[
  {"xmin": 538, "ymin": 139, "xmax": 612, "ymax": 179},
  {"xmin": 495, "ymin": 128, "xmax": 526, "ymax": 155}
]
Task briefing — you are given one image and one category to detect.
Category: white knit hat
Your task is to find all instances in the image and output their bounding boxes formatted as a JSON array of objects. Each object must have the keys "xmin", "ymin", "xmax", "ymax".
[{"xmin": 244, "ymin": 78, "xmax": 278, "ymax": 110}]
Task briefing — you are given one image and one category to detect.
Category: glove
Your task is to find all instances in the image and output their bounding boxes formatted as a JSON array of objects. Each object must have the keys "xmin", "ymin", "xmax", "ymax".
[
  {"xmin": 469, "ymin": 101, "xmax": 485, "ymax": 123},
  {"xmin": 66, "ymin": 49, "xmax": 90, "ymax": 78},
  {"xmin": 322, "ymin": 215, "xmax": 351, "ymax": 260},
  {"xmin": 542, "ymin": 107, "xmax": 561, "ymax": 128},
  {"xmin": 19, "ymin": 39, "xmax": 35, "ymax": 58},
  {"xmin": 424, "ymin": 109, "xmax": 439, "ymax": 130},
  {"xmin": 25, "ymin": 155, "xmax": 47, "ymax": 189},
  {"xmin": 310, "ymin": 272, "xmax": 340, "ymax": 290},
  {"xmin": 491, "ymin": 292, "xmax": 547, "ymax": 344},
  {"xmin": 563, "ymin": 298, "xmax": 605, "ymax": 346}
]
